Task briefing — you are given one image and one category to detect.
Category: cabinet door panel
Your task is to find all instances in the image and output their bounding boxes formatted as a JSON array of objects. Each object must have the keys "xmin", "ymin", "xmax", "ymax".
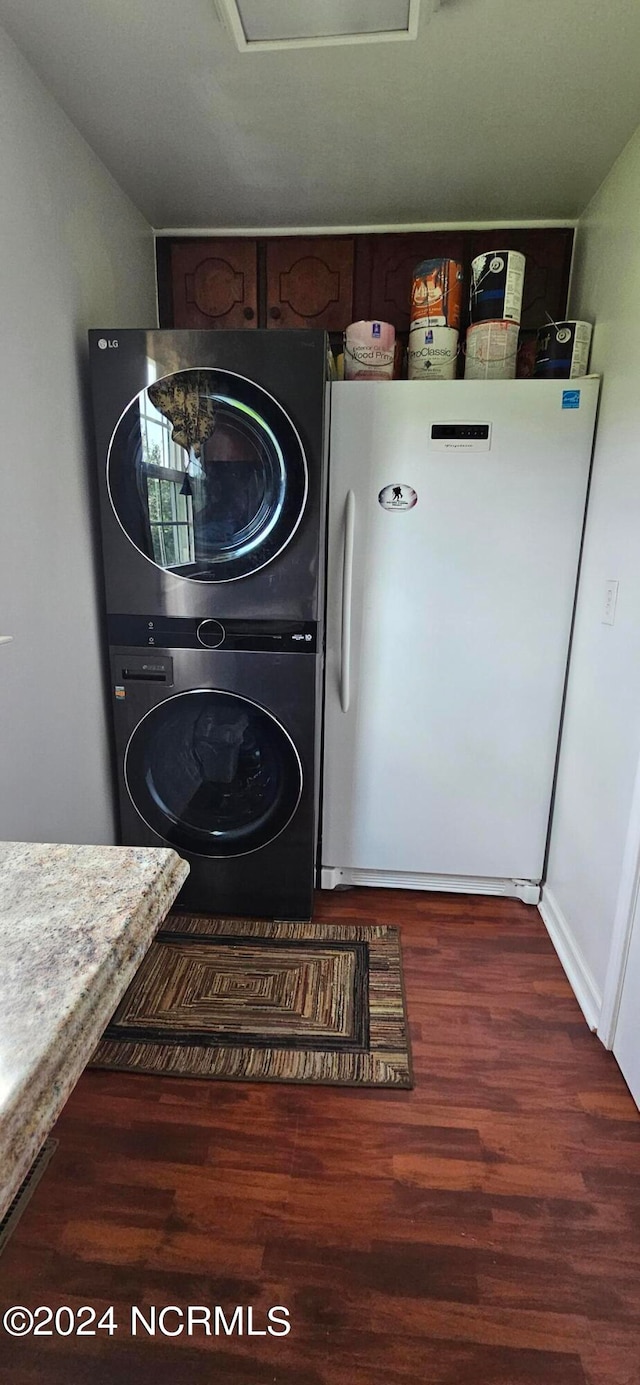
[
  {"xmin": 266, "ymin": 238, "xmax": 354, "ymax": 328},
  {"xmin": 356, "ymin": 233, "xmax": 466, "ymax": 333},
  {"xmin": 170, "ymin": 240, "xmax": 258, "ymax": 329}
]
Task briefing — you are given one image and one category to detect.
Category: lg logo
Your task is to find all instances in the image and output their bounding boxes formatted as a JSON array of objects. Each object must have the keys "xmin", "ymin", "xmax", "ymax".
[{"xmin": 97, "ymin": 338, "xmax": 119, "ymax": 350}]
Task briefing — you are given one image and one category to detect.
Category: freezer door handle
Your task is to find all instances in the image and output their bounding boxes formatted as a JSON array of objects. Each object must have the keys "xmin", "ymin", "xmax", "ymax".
[{"xmin": 340, "ymin": 490, "xmax": 355, "ymax": 713}]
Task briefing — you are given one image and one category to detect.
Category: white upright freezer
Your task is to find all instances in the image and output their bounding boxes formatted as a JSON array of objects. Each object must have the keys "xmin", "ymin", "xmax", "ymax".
[{"xmin": 320, "ymin": 378, "xmax": 600, "ymax": 904}]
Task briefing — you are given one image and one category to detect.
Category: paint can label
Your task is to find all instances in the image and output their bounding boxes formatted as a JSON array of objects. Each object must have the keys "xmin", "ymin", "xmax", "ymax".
[
  {"xmin": 469, "ymin": 250, "xmax": 526, "ymax": 325},
  {"xmin": 534, "ymin": 321, "xmax": 593, "ymax": 379},
  {"xmin": 411, "ymin": 259, "xmax": 464, "ymax": 329},
  {"xmin": 344, "ymin": 321, "xmax": 396, "ymax": 380},
  {"xmin": 407, "ymin": 325, "xmax": 459, "ymax": 380},
  {"xmin": 464, "ymin": 321, "xmax": 520, "ymax": 379}
]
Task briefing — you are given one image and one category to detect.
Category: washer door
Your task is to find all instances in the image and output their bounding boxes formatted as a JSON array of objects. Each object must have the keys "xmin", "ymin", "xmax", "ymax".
[
  {"xmin": 107, "ymin": 368, "xmax": 308, "ymax": 583},
  {"xmin": 124, "ymin": 690, "xmax": 303, "ymax": 857}
]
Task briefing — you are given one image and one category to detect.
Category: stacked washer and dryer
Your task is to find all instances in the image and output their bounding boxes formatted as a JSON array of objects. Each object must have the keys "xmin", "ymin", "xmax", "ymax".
[{"xmin": 89, "ymin": 330, "xmax": 329, "ymax": 919}]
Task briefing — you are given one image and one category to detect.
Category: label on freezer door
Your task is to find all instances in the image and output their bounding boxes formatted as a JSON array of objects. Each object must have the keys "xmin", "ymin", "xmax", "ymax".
[
  {"xmin": 562, "ymin": 389, "xmax": 581, "ymax": 409},
  {"xmin": 378, "ymin": 484, "xmax": 418, "ymax": 511}
]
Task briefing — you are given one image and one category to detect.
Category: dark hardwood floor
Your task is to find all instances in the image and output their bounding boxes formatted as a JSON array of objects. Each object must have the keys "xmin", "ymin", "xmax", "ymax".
[{"xmin": 2, "ymin": 888, "xmax": 640, "ymax": 1385}]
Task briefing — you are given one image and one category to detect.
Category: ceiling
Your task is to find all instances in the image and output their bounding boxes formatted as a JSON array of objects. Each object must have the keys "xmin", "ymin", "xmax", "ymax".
[{"xmin": 1, "ymin": 0, "xmax": 639, "ymax": 229}]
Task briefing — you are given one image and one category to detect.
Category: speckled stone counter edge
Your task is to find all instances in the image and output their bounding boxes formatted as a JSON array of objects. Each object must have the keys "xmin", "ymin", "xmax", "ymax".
[{"xmin": 0, "ymin": 846, "xmax": 189, "ymax": 1221}]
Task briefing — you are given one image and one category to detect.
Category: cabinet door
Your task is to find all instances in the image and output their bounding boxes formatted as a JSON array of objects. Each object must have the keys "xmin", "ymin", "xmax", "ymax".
[
  {"xmin": 355, "ymin": 233, "xmax": 466, "ymax": 332},
  {"xmin": 265, "ymin": 237, "xmax": 354, "ymax": 329},
  {"xmin": 170, "ymin": 239, "xmax": 258, "ymax": 329}
]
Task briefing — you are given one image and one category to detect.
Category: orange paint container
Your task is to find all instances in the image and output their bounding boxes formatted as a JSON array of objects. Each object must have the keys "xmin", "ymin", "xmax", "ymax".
[{"xmin": 410, "ymin": 259, "xmax": 464, "ymax": 330}]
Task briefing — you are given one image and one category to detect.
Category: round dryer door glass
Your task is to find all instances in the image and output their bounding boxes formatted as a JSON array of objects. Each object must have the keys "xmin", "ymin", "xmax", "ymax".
[
  {"xmin": 107, "ymin": 369, "xmax": 308, "ymax": 582},
  {"xmin": 124, "ymin": 690, "xmax": 303, "ymax": 857}
]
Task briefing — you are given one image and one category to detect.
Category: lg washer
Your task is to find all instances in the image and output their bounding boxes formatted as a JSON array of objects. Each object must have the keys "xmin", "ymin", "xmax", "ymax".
[
  {"xmin": 89, "ymin": 329, "xmax": 329, "ymax": 622},
  {"xmin": 108, "ymin": 616, "xmax": 322, "ymax": 919}
]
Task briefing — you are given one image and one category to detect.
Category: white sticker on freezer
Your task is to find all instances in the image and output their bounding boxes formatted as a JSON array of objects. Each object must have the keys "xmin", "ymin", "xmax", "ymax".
[{"xmin": 378, "ymin": 485, "xmax": 417, "ymax": 511}]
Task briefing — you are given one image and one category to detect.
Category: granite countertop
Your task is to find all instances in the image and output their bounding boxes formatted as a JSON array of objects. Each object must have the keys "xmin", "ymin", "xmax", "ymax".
[{"xmin": 0, "ymin": 842, "xmax": 189, "ymax": 1221}]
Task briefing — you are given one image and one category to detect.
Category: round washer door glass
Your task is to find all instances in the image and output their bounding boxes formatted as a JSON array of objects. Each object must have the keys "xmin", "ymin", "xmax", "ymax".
[
  {"xmin": 125, "ymin": 690, "xmax": 303, "ymax": 857},
  {"xmin": 107, "ymin": 368, "xmax": 308, "ymax": 582}
]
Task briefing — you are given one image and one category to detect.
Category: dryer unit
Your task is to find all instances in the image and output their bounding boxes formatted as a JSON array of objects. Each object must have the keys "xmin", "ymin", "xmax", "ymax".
[
  {"xmin": 89, "ymin": 329, "xmax": 329, "ymax": 621},
  {"xmin": 109, "ymin": 618, "xmax": 322, "ymax": 919}
]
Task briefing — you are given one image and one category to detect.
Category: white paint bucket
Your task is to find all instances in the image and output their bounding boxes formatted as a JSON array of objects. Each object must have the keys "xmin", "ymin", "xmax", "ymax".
[
  {"xmin": 407, "ymin": 324, "xmax": 459, "ymax": 381},
  {"xmin": 344, "ymin": 320, "xmax": 396, "ymax": 380},
  {"xmin": 464, "ymin": 321, "xmax": 520, "ymax": 380},
  {"xmin": 470, "ymin": 251, "xmax": 526, "ymax": 325}
]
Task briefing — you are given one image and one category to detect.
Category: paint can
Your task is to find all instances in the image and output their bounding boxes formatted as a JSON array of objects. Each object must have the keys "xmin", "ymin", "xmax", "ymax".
[
  {"xmin": 407, "ymin": 324, "xmax": 459, "ymax": 381},
  {"xmin": 516, "ymin": 332, "xmax": 538, "ymax": 379},
  {"xmin": 411, "ymin": 259, "xmax": 464, "ymax": 330},
  {"xmin": 344, "ymin": 320, "xmax": 396, "ymax": 380},
  {"xmin": 533, "ymin": 321, "xmax": 593, "ymax": 379},
  {"xmin": 469, "ymin": 250, "xmax": 526, "ymax": 325},
  {"xmin": 464, "ymin": 321, "xmax": 519, "ymax": 380}
]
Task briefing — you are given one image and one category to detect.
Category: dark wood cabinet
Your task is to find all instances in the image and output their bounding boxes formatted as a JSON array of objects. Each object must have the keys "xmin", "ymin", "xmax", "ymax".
[
  {"xmin": 169, "ymin": 239, "xmax": 258, "ymax": 329},
  {"xmin": 354, "ymin": 228, "xmax": 573, "ymax": 335},
  {"xmin": 265, "ymin": 237, "xmax": 354, "ymax": 329},
  {"xmin": 160, "ymin": 228, "xmax": 574, "ymax": 344}
]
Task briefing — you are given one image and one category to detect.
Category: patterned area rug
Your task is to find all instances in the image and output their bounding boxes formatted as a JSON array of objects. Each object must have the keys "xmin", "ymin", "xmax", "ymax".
[{"xmin": 92, "ymin": 915, "xmax": 412, "ymax": 1088}]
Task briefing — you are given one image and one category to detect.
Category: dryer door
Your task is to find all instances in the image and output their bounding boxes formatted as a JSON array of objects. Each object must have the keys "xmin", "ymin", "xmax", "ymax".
[
  {"xmin": 124, "ymin": 689, "xmax": 303, "ymax": 857},
  {"xmin": 107, "ymin": 368, "xmax": 308, "ymax": 583}
]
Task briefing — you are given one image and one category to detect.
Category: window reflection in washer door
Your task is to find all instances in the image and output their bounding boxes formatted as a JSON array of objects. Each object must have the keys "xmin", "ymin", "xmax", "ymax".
[{"xmin": 107, "ymin": 368, "xmax": 308, "ymax": 583}]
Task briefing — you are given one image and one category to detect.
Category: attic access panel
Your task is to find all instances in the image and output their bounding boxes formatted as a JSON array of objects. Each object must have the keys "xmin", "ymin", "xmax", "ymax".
[{"xmin": 217, "ymin": 0, "xmax": 422, "ymax": 50}]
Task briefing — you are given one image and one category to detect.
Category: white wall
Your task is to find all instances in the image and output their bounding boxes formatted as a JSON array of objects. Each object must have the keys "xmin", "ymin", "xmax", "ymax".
[
  {"xmin": 0, "ymin": 25, "xmax": 156, "ymax": 844},
  {"xmin": 543, "ymin": 122, "xmax": 640, "ymax": 1019}
]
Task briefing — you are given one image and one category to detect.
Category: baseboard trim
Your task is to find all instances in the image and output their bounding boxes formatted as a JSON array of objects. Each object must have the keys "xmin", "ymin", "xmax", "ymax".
[
  {"xmin": 538, "ymin": 886, "xmax": 602, "ymax": 1030},
  {"xmin": 321, "ymin": 867, "xmax": 540, "ymax": 904}
]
